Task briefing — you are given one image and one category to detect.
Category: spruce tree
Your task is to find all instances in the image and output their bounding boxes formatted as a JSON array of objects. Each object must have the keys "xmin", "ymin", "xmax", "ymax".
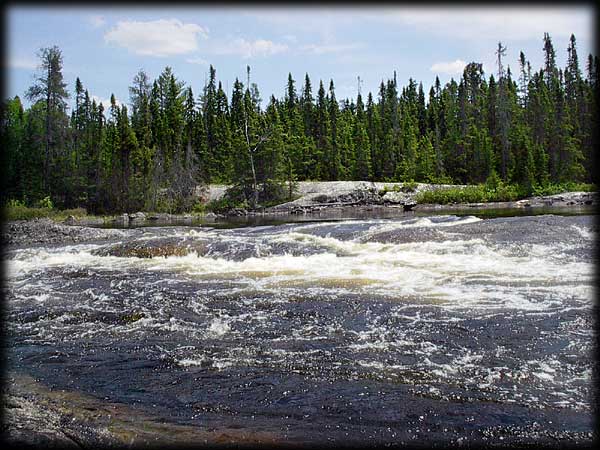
[{"xmin": 25, "ymin": 46, "xmax": 70, "ymax": 201}]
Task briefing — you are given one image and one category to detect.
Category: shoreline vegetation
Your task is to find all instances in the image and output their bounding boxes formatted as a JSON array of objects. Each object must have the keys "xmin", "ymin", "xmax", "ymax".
[
  {"xmin": 2, "ymin": 33, "xmax": 598, "ymax": 221},
  {"xmin": 3, "ymin": 181, "xmax": 597, "ymax": 225}
]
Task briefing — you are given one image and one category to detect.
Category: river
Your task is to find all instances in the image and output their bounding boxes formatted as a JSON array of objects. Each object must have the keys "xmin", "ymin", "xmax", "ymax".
[{"xmin": 3, "ymin": 211, "xmax": 597, "ymax": 446}]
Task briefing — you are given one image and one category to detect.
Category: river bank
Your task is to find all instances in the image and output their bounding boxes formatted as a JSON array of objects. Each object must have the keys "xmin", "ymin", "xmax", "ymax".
[
  {"xmin": 21, "ymin": 181, "xmax": 596, "ymax": 229},
  {"xmin": 2, "ymin": 372, "xmax": 283, "ymax": 447},
  {"xmin": 2, "ymin": 182, "xmax": 596, "ymax": 249}
]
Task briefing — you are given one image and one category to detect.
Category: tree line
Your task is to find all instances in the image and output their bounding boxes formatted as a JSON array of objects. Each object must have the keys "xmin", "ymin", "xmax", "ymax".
[{"xmin": 1, "ymin": 33, "xmax": 597, "ymax": 214}]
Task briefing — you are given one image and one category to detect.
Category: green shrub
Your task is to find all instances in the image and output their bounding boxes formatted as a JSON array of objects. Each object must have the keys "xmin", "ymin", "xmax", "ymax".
[
  {"xmin": 192, "ymin": 200, "xmax": 207, "ymax": 214},
  {"xmin": 7, "ymin": 199, "xmax": 26, "ymax": 208},
  {"xmin": 35, "ymin": 196, "xmax": 54, "ymax": 209},
  {"xmin": 401, "ymin": 181, "xmax": 418, "ymax": 193},
  {"xmin": 416, "ymin": 185, "xmax": 489, "ymax": 204},
  {"xmin": 491, "ymin": 183, "xmax": 519, "ymax": 202},
  {"xmin": 53, "ymin": 208, "xmax": 87, "ymax": 220},
  {"xmin": 428, "ymin": 174, "xmax": 455, "ymax": 185},
  {"xmin": 531, "ymin": 182, "xmax": 597, "ymax": 197},
  {"xmin": 4, "ymin": 204, "xmax": 53, "ymax": 221},
  {"xmin": 205, "ymin": 197, "xmax": 247, "ymax": 213},
  {"xmin": 380, "ymin": 184, "xmax": 401, "ymax": 195},
  {"xmin": 3, "ymin": 200, "xmax": 88, "ymax": 221},
  {"xmin": 61, "ymin": 208, "xmax": 87, "ymax": 217},
  {"xmin": 484, "ymin": 170, "xmax": 501, "ymax": 192},
  {"xmin": 415, "ymin": 180, "xmax": 583, "ymax": 205}
]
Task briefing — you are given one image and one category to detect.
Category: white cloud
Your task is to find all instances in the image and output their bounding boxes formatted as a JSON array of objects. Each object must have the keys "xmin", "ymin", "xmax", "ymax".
[
  {"xmin": 213, "ymin": 38, "xmax": 288, "ymax": 59},
  {"xmin": 301, "ymin": 42, "xmax": 365, "ymax": 55},
  {"xmin": 88, "ymin": 15, "xmax": 106, "ymax": 28},
  {"xmin": 282, "ymin": 34, "xmax": 298, "ymax": 43},
  {"xmin": 366, "ymin": 7, "xmax": 592, "ymax": 41},
  {"xmin": 104, "ymin": 19, "xmax": 208, "ymax": 57},
  {"xmin": 186, "ymin": 56, "xmax": 209, "ymax": 65},
  {"xmin": 8, "ymin": 57, "xmax": 37, "ymax": 70},
  {"xmin": 430, "ymin": 59, "xmax": 467, "ymax": 75},
  {"xmin": 91, "ymin": 95, "xmax": 121, "ymax": 109}
]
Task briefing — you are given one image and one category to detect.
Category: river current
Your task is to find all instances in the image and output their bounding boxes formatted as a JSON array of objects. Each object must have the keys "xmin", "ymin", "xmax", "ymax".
[{"xmin": 3, "ymin": 213, "xmax": 597, "ymax": 446}]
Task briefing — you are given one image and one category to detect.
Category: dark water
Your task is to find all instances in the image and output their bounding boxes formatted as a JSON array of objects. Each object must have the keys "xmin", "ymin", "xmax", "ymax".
[
  {"xmin": 96, "ymin": 204, "xmax": 598, "ymax": 230},
  {"xmin": 3, "ymin": 213, "xmax": 597, "ymax": 446}
]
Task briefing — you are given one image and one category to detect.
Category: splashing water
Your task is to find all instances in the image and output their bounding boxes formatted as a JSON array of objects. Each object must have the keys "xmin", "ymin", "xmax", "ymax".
[{"xmin": 3, "ymin": 214, "xmax": 596, "ymax": 445}]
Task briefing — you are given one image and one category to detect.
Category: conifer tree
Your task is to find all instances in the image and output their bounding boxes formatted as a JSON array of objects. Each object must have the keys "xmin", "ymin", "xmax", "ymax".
[
  {"xmin": 25, "ymin": 46, "xmax": 70, "ymax": 200},
  {"xmin": 1, "ymin": 96, "xmax": 26, "ymax": 203},
  {"xmin": 4, "ymin": 37, "xmax": 597, "ymax": 212}
]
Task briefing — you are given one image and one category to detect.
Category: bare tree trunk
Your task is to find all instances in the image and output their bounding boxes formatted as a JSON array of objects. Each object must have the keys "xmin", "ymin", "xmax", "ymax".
[
  {"xmin": 45, "ymin": 71, "xmax": 51, "ymax": 192},
  {"xmin": 243, "ymin": 105, "xmax": 259, "ymax": 208}
]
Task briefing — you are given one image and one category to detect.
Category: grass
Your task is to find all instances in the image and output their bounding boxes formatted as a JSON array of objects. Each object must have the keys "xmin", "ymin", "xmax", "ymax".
[
  {"xmin": 415, "ymin": 182, "xmax": 597, "ymax": 205},
  {"xmin": 380, "ymin": 181, "xmax": 420, "ymax": 195},
  {"xmin": 3, "ymin": 202, "xmax": 89, "ymax": 221},
  {"xmin": 530, "ymin": 182, "xmax": 596, "ymax": 196},
  {"xmin": 415, "ymin": 185, "xmax": 518, "ymax": 204},
  {"xmin": 4, "ymin": 181, "xmax": 596, "ymax": 219}
]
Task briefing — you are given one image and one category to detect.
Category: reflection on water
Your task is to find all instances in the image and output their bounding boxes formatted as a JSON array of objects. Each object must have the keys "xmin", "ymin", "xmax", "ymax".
[
  {"xmin": 92, "ymin": 204, "xmax": 598, "ymax": 230},
  {"xmin": 4, "ymin": 213, "xmax": 596, "ymax": 446}
]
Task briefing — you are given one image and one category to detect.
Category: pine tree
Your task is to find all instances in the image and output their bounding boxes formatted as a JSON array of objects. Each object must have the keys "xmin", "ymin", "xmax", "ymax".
[
  {"xmin": 1, "ymin": 96, "xmax": 26, "ymax": 203},
  {"xmin": 415, "ymin": 134, "xmax": 435, "ymax": 182},
  {"xmin": 3, "ymin": 37, "xmax": 597, "ymax": 212},
  {"xmin": 214, "ymin": 81, "xmax": 233, "ymax": 183},
  {"xmin": 366, "ymin": 92, "xmax": 382, "ymax": 180},
  {"xmin": 315, "ymin": 80, "xmax": 331, "ymax": 180},
  {"xmin": 326, "ymin": 80, "xmax": 341, "ymax": 180},
  {"xmin": 25, "ymin": 46, "xmax": 70, "ymax": 201},
  {"xmin": 128, "ymin": 69, "xmax": 154, "ymax": 209},
  {"xmin": 68, "ymin": 78, "xmax": 89, "ymax": 208},
  {"xmin": 351, "ymin": 93, "xmax": 372, "ymax": 180},
  {"xmin": 19, "ymin": 101, "xmax": 47, "ymax": 203}
]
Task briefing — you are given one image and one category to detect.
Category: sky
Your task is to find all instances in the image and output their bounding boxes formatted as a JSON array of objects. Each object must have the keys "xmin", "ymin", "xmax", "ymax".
[{"xmin": 5, "ymin": 5, "xmax": 596, "ymax": 111}]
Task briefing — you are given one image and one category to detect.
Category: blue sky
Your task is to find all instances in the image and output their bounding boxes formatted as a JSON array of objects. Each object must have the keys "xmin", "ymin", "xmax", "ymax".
[{"xmin": 6, "ymin": 5, "xmax": 595, "ymax": 110}]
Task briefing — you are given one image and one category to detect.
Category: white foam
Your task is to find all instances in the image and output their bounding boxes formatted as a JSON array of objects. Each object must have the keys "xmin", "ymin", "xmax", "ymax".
[
  {"xmin": 3, "ymin": 217, "xmax": 594, "ymax": 315},
  {"xmin": 208, "ymin": 317, "xmax": 231, "ymax": 336},
  {"xmin": 571, "ymin": 224, "xmax": 595, "ymax": 240},
  {"xmin": 365, "ymin": 215, "xmax": 482, "ymax": 233}
]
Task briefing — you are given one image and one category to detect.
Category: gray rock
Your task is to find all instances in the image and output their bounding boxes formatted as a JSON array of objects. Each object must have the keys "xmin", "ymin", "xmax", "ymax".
[
  {"xmin": 147, "ymin": 213, "xmax": 170, "ymax": 221},
  {"xmin": 129, "ymin": 212, "xmax": 146, "ymax": 220},
  {"xmin": 403, "ymin": 201, "xmax": 417, "ymax": 211},
  {"xmin": 381, "ymin": 191, "xmax": 409, "ymax": 204},
  {"xmin": 113, "ymin": 213, "xmax": 129, "ymax": 224},
  {"xmin": 64, "ymin": 215, "xmax": 77, "ymax": 225},
  {"xmin": 2, "ymin": 218, "xmax": 130, "ymax": 247}
]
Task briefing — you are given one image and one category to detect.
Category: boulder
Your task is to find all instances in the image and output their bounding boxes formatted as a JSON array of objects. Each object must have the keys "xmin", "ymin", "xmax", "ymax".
[
  {"xmin": 93, "ymin": 238, "xmax": 206, "ymax": 258},
  {"xmin": 291, "ymin": 206, "xmax": 306, "ymax": 215},
  {"xmin": 381, "ymin": 191, "xmax": 409, "ymax": 204},
  {"xmin": 64, "ymin": 215, "xmax": 77, "ymax": 225},
  {"xmin": 403, "ymin": 201, "xmax": 417, "ymax": 211},
  {"xmin": 129, "ymin": 212, "xmax": 146, "ymax": 221},
  {"xmin": 147, "ymin": 213, "xmax": 170, "ymax": 221}
]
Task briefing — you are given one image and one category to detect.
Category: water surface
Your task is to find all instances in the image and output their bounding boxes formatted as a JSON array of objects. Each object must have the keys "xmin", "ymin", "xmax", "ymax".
[{"xmin": 4, "ymin": 213, "xmax": 596, "ymax": 446}]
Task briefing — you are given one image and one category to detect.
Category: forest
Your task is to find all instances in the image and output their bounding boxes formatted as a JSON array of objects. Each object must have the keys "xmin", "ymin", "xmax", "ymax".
[{"xmin": 1, "ymin": 33, "xmax": 597, "ymax": 214}]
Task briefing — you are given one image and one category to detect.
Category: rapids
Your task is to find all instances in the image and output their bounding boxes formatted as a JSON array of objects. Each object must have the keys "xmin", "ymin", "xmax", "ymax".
[{"xmin": 3, "ymin": 213, "xmax": 596, "ymax": 446}]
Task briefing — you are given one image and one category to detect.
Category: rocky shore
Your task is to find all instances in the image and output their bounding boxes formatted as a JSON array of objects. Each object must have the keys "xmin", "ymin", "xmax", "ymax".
[
  {"xmin": 2, "ymin": 372, "xmax": 282, "ymax": 448},
  {"xmin": 211, "ymin": 181, "xmax": 598, "ymax": 216},
  {"xmin": 3, "ymin": 183, "xmax": 597, "ymax": 240},
  {"xmin": 2, "ymin": 218, "xmax": 134, "ymax": 249},
  {"xmin": 71, "ymin": 182, "xmax": 599, "ymax": 224},
  {"xmin": 414, "ymin": 190, "xmax": 599, "ymax": 212}
]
